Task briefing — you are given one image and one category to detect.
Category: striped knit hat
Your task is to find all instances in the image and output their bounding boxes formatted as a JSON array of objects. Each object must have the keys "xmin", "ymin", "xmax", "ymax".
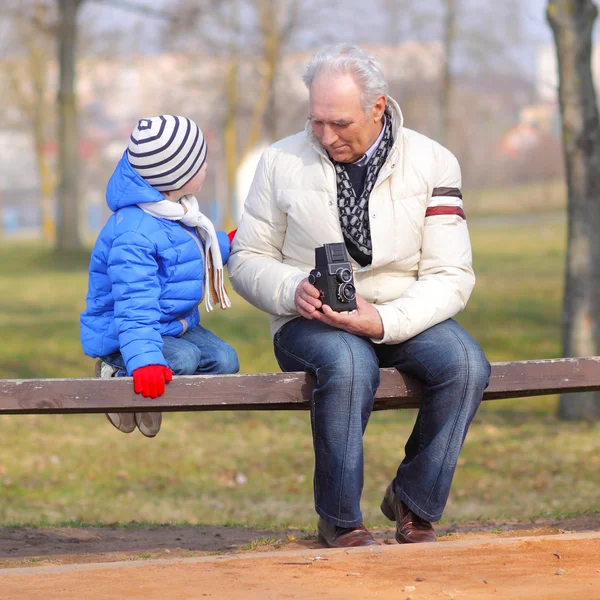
[{"xmin": 127, "ymin": 115, "xmax": 207, "ymax": 192}]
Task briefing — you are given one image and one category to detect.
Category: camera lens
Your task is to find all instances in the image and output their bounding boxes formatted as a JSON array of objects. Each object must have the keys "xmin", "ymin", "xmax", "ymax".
[
  {"xmin": 337, "ymin": 282, "xmax": 356, "ymax": 303},
  {"xmin": 335, "ymin": 268, "xmax": 352, "ymax": 283}
]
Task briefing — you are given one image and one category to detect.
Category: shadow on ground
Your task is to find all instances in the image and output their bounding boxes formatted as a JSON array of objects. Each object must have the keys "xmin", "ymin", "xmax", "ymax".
[{"xmin": 1, "ymin": 512, "xmax": 599, "ymax": 568}]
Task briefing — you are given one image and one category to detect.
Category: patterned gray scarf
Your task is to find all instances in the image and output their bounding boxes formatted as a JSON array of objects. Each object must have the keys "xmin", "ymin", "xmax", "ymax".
[{"xmin": 334, "ymin": 112, "xmax": 394, "ymax": 259}]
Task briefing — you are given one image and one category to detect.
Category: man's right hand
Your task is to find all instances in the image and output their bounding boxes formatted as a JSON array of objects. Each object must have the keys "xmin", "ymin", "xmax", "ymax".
[{"xmin": 294, "ymin": 278, "xmax": 322, "ymax": 319}]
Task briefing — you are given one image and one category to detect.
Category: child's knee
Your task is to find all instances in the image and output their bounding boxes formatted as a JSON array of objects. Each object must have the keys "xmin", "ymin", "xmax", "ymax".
[
  {"xmin": 214, "ymin": 344, "xmax": 240, "ymax": 374},
  {"xmin": 168, "ymin": 345, "xmax": 202, "ymax": 375}
]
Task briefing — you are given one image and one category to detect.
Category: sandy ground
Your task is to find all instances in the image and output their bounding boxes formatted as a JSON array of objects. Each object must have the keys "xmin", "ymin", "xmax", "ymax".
[{"xmin": 1, "ymin": 515, "xmax": 600, "ymax": 599}]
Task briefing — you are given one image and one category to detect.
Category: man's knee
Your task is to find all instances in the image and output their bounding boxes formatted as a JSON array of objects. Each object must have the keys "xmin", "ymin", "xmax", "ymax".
[
  {"xmin": 320, "ymin": 334, "xmax": 380, "ymax": 387},
  {"xmin": 439, "ymin": 335, "xmax": 490, "ymax": 393}
]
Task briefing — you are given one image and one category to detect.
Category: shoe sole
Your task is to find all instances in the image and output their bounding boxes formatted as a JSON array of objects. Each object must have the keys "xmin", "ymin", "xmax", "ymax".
[
  {"xmin": 105, "ymin": 413, "xmax": 136, "ymax": 434},
  {"xmin": 316, "ymin": 532, "xmax": 378, "ymax": 548},
  {"xmin": 135, "ymin": 412, "xmax": 162, "ymax": 438}
]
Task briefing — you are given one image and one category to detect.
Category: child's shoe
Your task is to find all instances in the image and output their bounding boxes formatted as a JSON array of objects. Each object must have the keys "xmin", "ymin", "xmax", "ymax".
[
  {"xmin": 135, "ymin": 412, "xmax": 162, "ymax": 438},
  {"xmin": 95, "ymin": 359, "xmax": 136, "ymax": 434}
]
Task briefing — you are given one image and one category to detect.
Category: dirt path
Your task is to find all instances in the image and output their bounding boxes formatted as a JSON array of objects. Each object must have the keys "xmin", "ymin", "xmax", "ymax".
[
  {"xmin": 1, "ymin": 515, "xmax": 600, "ymax": 599},
  {"xmin": 1, "ymin": 531, "xmax": 599, "ymax": 599}
]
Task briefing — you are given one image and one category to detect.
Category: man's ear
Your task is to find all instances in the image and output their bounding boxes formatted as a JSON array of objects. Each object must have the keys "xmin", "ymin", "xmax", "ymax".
[{"xmin": 372, "ymin": 95, "xmax": 387, "ymax": 121}]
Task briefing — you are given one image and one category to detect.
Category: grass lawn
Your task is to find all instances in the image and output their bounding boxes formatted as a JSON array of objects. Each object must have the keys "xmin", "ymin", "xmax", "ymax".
[{"xmin": 0, "ymin": 212, "xmax": 599, "ymax": 529}]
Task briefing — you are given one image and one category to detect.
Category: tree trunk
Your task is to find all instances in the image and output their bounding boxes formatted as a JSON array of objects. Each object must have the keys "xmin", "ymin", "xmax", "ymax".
[
  {"xmin": 30, "ymin": 30, "xmax": 56, "ymax": 245},
  {"xmin": 242, "ymin": 0, "xmax": 281, "ymax": 157},
  {"xmin": 56, "ymin": 0, "xmax": 82, "ymax": 250},
  {"xmin": 439, "ymin": 0, "xmax": 457, "ymax": 147},
  {"xmin": 223, "ymin": 55, "xmax": 239, "ymax": 232},
  {"xmin": 548, "ymin": 0, "xmax": 600, "ymax": 420}
]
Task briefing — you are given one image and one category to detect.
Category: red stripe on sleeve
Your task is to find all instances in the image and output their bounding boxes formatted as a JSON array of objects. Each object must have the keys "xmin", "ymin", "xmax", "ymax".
[{"xmin": 425, "ymin": 206, "xmax": 466, "ymax": 220}]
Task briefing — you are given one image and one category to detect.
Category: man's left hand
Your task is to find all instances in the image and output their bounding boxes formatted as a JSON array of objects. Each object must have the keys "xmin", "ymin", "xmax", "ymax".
[{"xmin": 315, "ymin": 294, "xmax": 384, "ymax": 339}]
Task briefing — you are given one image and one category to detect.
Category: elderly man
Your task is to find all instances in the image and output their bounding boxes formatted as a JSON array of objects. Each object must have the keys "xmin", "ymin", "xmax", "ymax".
[{"xmin": 229, "ymin": 43, "xmax": 490, "ymax": 548}]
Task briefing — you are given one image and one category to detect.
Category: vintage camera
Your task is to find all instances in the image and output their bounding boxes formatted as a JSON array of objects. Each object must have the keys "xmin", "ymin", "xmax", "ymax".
[{"xmin": 308, "ymin": 243, "xmax": 357, "ymax": 312}]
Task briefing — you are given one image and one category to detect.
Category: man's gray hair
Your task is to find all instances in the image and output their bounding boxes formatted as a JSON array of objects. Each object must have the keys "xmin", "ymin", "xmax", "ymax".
[{"xmin": 303, "ymin": 43, "xmax": 389, "ymax": 110}]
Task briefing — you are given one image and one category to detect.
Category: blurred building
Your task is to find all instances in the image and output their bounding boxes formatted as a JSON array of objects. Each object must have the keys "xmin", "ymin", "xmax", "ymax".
[
  {"xmin": 0, "ymin": 130, "xmax": 40, "ymax": 235},
  {"xmin": 536, "ymin": 43, "xmax": 600, "ymax": 103},
  {"xmin": 499, "ymin": 123, "xmax": 541, "ymax": 156}
]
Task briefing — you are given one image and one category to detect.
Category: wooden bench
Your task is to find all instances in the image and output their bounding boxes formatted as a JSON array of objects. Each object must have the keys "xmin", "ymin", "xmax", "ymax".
[{"xmin": 1, "ymin": 357, "xmax": 600, "ymax": 415}]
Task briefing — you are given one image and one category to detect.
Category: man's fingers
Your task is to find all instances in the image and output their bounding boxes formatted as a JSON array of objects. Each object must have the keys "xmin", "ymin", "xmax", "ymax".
[
  {"xmin": 302, "ymin": 293, "xmax": 322, "ymax": 309},
  {"xmin": 300, "ymin": 280, "xmax": 321, "ymax": 298},
  {"xmin": 297, "ymin": 306, "xmax": 316, "ymax": 320},
  {"xmin": 319, "ymin": 305, "xmax": 343, "ymax": 325},
  {"xmin": 322, "ymin": 304, "xmax": 348, "ymax": 320},
  {"xmin": 296, "ymin": 296, "xmax": 316, "ymax": 319}
]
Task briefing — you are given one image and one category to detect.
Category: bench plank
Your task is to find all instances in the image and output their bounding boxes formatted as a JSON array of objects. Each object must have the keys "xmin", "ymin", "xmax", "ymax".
[{"xmin": 1, "ymin": 357, "xmax": 600, "ymax": 415}]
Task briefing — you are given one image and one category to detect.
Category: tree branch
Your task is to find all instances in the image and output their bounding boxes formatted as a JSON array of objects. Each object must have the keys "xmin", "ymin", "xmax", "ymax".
[{"xmin": 86, "ymin": 0, "xmax": 183, "ymax": 21}]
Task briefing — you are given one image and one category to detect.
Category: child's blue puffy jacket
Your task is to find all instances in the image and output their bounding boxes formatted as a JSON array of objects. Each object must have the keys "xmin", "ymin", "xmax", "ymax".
[{"xmin": 80, "ymin": 153, "xmax": 230, "ymax": 374}]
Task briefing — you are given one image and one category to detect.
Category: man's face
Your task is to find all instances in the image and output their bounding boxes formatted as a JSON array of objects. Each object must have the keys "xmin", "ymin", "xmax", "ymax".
[{"xmin": 309, "ymin": 72, "xmax": 386, "ymax": 163}]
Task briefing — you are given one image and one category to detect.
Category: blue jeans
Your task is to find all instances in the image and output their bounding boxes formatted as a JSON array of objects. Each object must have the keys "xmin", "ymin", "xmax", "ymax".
[
  {"xmin": 273, "ymin": 318, "xmax": 490, "ymax": 527},
  {"xmin": 102, "ymin": 324, "xmax": 239, "ymax": 376}
]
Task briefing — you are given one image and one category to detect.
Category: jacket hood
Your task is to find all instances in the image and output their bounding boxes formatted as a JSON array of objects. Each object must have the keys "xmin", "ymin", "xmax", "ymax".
[
  {"xmin": 304, "ymin": 96, "xmax": 405, "ymax": 159},
  {"xmin": 106, "ymin": 151, "xmax": 165, "ymax": 212}
]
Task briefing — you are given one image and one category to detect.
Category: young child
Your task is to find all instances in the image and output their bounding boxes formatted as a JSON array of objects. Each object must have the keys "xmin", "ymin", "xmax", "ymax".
[{"xmin": 81, "ymin": 115, "xmax": 239, "ymax": 438}]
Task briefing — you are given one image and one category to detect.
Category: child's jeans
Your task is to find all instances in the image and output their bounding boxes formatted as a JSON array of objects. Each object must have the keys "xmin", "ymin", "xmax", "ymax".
[{"xmin": 101, "ymin": 324, "xmax": 239, "ymax": 376}]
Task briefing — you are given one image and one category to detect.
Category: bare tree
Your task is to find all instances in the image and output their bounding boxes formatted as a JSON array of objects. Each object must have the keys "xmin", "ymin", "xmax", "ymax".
[
  {"xmin": 170, "ymin": 0, "xmax": 322, "ymax": 229},
  {"xmin": 1, "ymin": 1, "xmax": 57, "ymax": 244},
  {"xmin": 439, "ymin": 0, "xmax": 457, "ymax": 147},
  {"xmin": 547, "ymin": 0, "xmax": 600, "ymax": 421},
  {"xmin": 56, "ymin": 0, "xmax": 83, "ymax": 250},
  {"xmin": 55, "ymin": 0, "xmax": 180, "ymax": 250},
  {"xmin": 2, "ymin": 0, "xmax": 88, "ymax": 251}
]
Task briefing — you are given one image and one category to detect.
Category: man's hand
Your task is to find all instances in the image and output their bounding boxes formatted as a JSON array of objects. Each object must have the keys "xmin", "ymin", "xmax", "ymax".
[
  {"xmin": 294, "ymin": 278, "xmax": 384, "ymax": 339},
  {"xmin": 319, "ymin": 294, "xmax": 384, "ymax": 339},
  {"xmin": 294, "ymin": 277, "xmax": 323, "ymax": 319}
]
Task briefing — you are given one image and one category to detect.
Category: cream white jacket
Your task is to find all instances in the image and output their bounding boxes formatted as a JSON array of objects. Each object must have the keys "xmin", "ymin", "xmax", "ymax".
[{"xmin": 228, "ymin": 98, "xmax": 475, "ymax": 344}]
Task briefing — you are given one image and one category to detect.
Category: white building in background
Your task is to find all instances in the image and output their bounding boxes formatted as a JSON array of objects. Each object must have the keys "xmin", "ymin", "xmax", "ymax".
[
  {"xmin": 0, "ymin": 131, "xmax": 38, "ymax": 191},
  {"xmin": 235, "ymin": 143, "xmax": 269, "ymax": 222},
  {"xmin": 536, "ymin": 43, "xmax": 600, "ymax": 103}
]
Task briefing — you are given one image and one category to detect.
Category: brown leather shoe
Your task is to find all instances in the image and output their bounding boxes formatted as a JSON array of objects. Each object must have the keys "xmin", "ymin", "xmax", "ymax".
[
  {"xmin": 380, "ymin": 481, "xmax": 436, "ymax": 544},
  {"xmin": 317, "ymin": 517, "xmax": 379, "ymax": 548}
]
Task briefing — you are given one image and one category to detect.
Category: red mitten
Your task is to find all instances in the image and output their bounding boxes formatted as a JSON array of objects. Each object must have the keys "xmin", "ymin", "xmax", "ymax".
[
  {"xmin": 227, "ymin": 229, "xmax": 237, "ymax": 244},
  {"xmin": 133, "ymin": 365, "xmax": 173, "ymax": 398}
]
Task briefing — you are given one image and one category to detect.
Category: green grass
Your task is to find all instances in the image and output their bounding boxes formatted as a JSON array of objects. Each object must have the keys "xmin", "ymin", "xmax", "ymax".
[
  {"xmin": 467, "ymin": 179, "xmax": 566, "ymax": 217},
  {"xmin": 241, "ymin": 537, "xmax": 282, "ymax": 551},
  {"xmin": 1, "ymin": 210, "xmax": 599, "ymax": 528}
]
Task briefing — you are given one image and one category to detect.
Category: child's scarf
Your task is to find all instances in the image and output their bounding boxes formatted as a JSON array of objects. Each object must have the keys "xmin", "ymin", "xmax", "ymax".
[{"xmin": 138, "ymin": 196, "xmax": 232, "ymax": 312}]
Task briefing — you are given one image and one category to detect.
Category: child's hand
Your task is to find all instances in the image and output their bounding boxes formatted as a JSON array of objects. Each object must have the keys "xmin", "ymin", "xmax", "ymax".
[{"xmin": 133, "ymin": 365, "xmax": 173, "ymax": 398}]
